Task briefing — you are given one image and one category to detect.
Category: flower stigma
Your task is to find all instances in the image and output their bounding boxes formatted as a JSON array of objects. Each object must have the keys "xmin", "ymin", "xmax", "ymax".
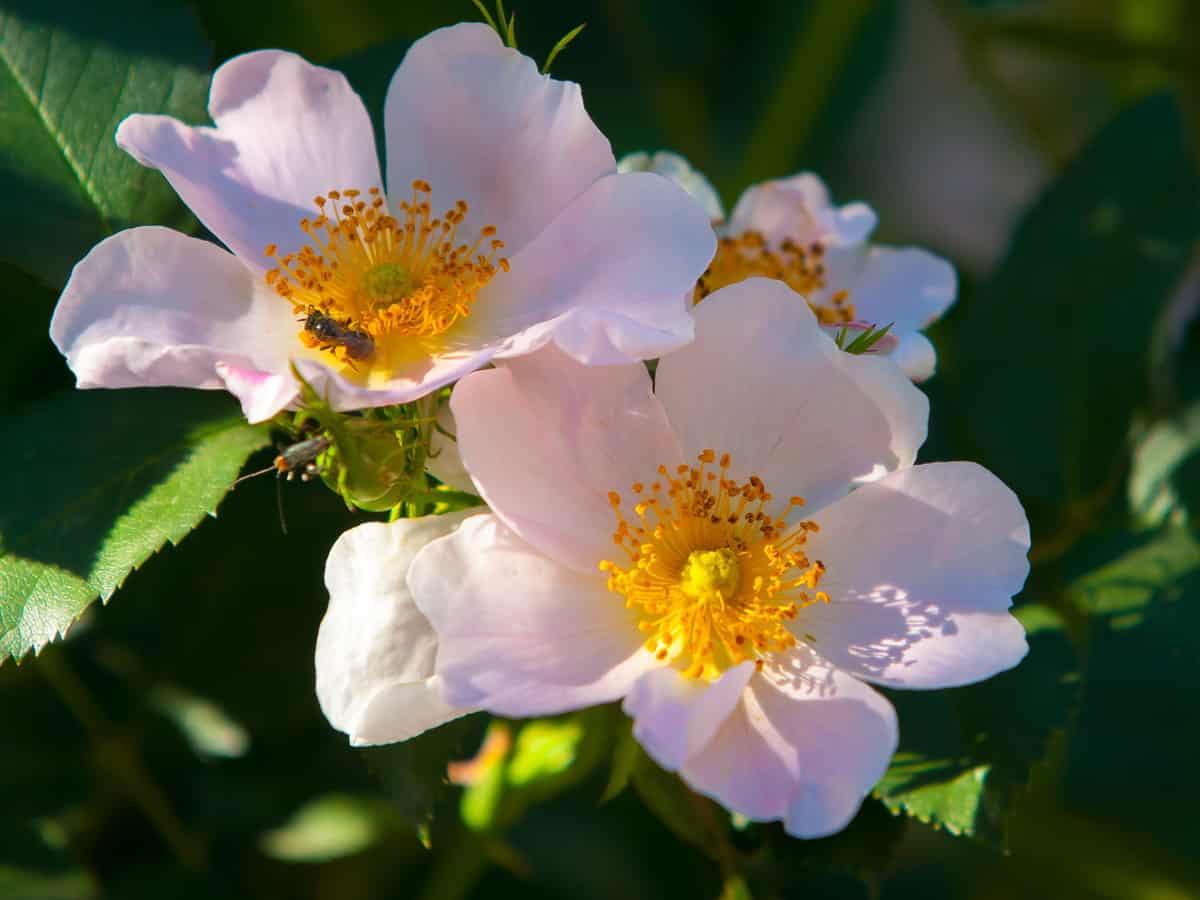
[
  {"xmin": 263, "ymin": 181, "xmax": 510, "ymax": 370},
  {"xmin": 599, "ymin": 450, "xmax": 829, "ymax": 681},
  {"xmin": 694, "ymin": 231, "xmax": 855, "ymax": 325}
]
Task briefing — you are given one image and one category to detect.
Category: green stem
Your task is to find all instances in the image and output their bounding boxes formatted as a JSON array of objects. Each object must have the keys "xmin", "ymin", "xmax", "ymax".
[
  {"xmin": 39, "ymin": 649, "xmax": 208, "ymax": 871},
  {"xmin": 733, "ymin": 0, "xmax": 877, "ymax": 196}
]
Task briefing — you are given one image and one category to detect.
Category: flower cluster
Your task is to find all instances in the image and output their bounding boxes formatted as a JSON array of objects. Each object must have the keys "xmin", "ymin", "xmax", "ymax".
[{"xmin": 50, "ymin": 22, "xmax": 1029, "ymax": 840}]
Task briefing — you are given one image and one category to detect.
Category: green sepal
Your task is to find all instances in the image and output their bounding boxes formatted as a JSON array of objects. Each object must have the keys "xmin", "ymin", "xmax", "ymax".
[{"xmin": 286, "ymin": 364, "xmax": 431, "ymax": 513}]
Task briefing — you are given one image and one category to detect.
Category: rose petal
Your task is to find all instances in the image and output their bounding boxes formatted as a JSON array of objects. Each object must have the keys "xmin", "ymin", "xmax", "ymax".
[
  {"xmin": 117, "ymin": 50, "xmax": 381, "ymax": 267},
  {"xmin": 680, "ymin": 648, "xmax": 897, "ymax": 838},
  {"xmin": 726, "ymin": 173, "xmax": 877, "ymax": 247},
  {"xmin": 450, "ymin": 346, "xmax": 682, "ymax": 573},
  {"xmin": 623, "ymin": 662, "xmax": 755, "ymax": 770},
  {"xmin": 409, "ymin": 514, "xmax": 656, "ymax": 716},
  {"xmin": 618, "ymin": 150, "xmax": 725, "ymax": 222},
  {"xmin": 384, "ymin": 23, "xmax": 614, "ymax": 256},
  {"xmin": 481, "ymin": 171, "xmax": 715, "ymax": 364},
  {"xmin": 316, "ymin": 512, "xmax": 478, "ymax": 746},
  {"xmin": 655, "ymin": 278, "xmax": 927, "ymax": 513},
  {"xmin": 799, "ymin": 462, "xmax": 1030, "ymax": 688},
  {"xmin": 50, "ymin": 226, "xmax": 299, "ymax": 419},
  {"xmin": 425, "ymin": 399, "xmax": 476, "ymax": 493},
  {"xmin": 821, "ymin": 244, "xmax": 956, "ymax": 332}
]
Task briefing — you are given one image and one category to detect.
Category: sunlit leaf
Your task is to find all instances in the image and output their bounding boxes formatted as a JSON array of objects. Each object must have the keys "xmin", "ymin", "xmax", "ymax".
[
  {"xmin": 259, "ymin": 794, "xmax": 401, "ymax": 863},
  {"xmin": 874, "ymin": 604, "xmax": 1079, "ymax": 840},
  {"xmin": 0, "ymin": 390, "xmax": 270, "ymax": 663},
  {"xmin": 0, "ymin": 0, "xmax": 210, "ymax": 287}
]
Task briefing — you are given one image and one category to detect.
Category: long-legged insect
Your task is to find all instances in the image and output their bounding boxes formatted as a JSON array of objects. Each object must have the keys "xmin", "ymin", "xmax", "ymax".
[{"xmin": 234, "ymin": 435, "xmax": 333, "ymax": 534}]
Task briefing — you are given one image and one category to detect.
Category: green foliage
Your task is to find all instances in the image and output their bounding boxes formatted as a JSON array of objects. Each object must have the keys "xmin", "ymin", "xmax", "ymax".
[
  {"xmin": 0, "ymin": 390, "xmax": 269, "ymax": 663},
  {"xmin": 1129, "ymin": 402, "xmax": 1200, "ymax": 528},
  {"xmin": 0, "ymin": 0, "xmax": 209, "ymax": 287},
  {"xmin": 874, "ymin": 605, "xmax": 1080, "ymax": 841},
  {"xmin": 460, "ymin": 710, "xmax": 612, "ymax": 834},
  {"xmin": 259, "ymin": 794, "xmax": 403, "ymax": 863},
  {"xmin": 957, "ymin": 94, "xmax": 1200, "ymax": 533}
]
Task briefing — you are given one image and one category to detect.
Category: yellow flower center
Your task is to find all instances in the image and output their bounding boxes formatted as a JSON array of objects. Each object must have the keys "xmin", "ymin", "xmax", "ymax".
[
  {"xmin": 694, "ymin": 230, "xmax": 855, "ymax": 325},
  {"xmin": 599, "ymin": 450, "xmax": 829, "ymax": 681},
  {"xmin": 263, "ymin": 181, "xmax": 509, "ymax": 370}
]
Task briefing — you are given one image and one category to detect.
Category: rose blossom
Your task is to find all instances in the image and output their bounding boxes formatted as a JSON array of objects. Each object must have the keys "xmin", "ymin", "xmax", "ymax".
[
  {"xmin": 403, "ymin": 277, "xmax": 1028, "ymax": 837},
  {"xmin": 51, "ymin": 25, "xmax": 715, "ymax": 422}
]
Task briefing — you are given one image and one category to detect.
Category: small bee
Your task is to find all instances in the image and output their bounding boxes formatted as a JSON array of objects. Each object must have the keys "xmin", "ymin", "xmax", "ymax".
[{"xmin": 304, "ymin": 309, "xmax": 375, "ymax": 361}]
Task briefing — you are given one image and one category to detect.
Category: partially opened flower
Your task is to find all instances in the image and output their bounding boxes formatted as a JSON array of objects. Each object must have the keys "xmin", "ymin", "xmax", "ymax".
[
  {"xmin": 51, "ymin": 25, "xmax": 715, "ymax": 423},
  {"xmin": 619, "ymin": 151, "xmax": 955, "ymax": 380},
  {"xmin": 408, "ymin": 277, "xmax": 1029, "ymax": 838},
  {"xmin": 316, "ymin": 510, "xmax": 480, "ymax": 746}
]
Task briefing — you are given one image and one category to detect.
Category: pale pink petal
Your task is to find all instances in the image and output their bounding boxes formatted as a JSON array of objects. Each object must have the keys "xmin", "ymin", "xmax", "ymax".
[
  {"xmin": 316, "ymin": 513, "xmax": 478, "ymax": 746},
  {"xmin": 215, "ymin": 363, "xmax": 301, "ymax": 423},
  {"xmin": 425, "ymin": 399, "xmax": 476, "ymax": 493},
  {"xmin": 680, "ymin": 649, "xmax": 897, "ymax": 838},
  {"xmin": 655, "ymin": 278, "xmax": 927, "ymax": 513},
  {"xmin": 450, "ymin": 346, "xmax": 682, "ymax": 573},
  {"xmin": 409, "ymin": 514, "xmax": 656, "ymax": 716},
  {"xmin": 821, "ymin": 244, "xmax": 956, "ymax": 332},
  {"xmin": 888, "ymin": 331, "xmax": 938, "ymax": 382},
  {"xmin": 290, "ymin": 343, "xmax": 500, "ymax": 414},
  {"xmin": 618, "ymin": 150, "xmax": 725, "ymax": 221},
  {"xmin": 481, "ymin": 172, "xmax": 714, "ymax": 364},
  {"xmin": 384, "ymin": 23, "xmax": 614, "ymax": 256},
  {"xmin": 117, "ymin": 50, "xmax": 381, "ymax": 268},
  {"xmin": 726, "ymin": 173, "xmax": 877, "ymax": 247},
  {"xmin": 623, "ymin": 663, "xmax": 754, "ymax": 770},
  {"xmin": 798, "ymin": 462, "xmax": 1030, "ymax": 689},
  {"xmin": 50, "ymin": 227, "xmax": 298, "ymax": 417}
]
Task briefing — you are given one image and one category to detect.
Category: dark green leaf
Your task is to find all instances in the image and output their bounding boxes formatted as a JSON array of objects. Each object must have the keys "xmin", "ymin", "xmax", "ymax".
[
  {"xmin": 0, "ymin": 0, "xmax": 210, "ymax": 287},
  {"xmin": 1128, "ymin": 402, "xmax": 1200, "ymax": 528},
  {"xmin": 0, "ymin": 389, "xmax": 270, "ymax": 663},
  {"xmin": 957, "ymin": 94, "xmax": 1200, "ymax": 531},
  {"xmin": 461, "ymin": 709, "xmax": 612, "ymax": 834},
  {"xmin": 1060, "ymin": 524, "xmax": 1200, "ymax": 860},
  {"xmin": 874, "ymin": 604, "xmax": 1079, "ymax": 840},
  {"xmin": 0, "ymin": 866, "xmax": 96, "ymax": 900}
]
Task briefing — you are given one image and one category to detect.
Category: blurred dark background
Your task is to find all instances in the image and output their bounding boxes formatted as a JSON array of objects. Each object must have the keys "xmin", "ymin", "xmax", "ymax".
[{"xmin": 4, "ymin": 0, "xmax": 1200, "ymax": 898}]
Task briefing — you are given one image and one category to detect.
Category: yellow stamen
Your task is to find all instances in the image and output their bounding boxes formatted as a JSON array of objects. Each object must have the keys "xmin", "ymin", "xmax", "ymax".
[
  {"xmin": 598, "ymin": 450, "xmax": 828, "ymax": 681},
  {"xmin": 694, "ymin": 230, "xmax": 855, "ymax": 325},
  {"xmin": 263, "ymin": 181, "xmax": 509, "ymax": 367}
]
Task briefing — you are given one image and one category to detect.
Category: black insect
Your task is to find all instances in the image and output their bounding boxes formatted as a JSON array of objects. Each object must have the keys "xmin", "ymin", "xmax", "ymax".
[
  {"xmin": 272, "ymin": 435, "xmax": 332, "ymax": 482},
  {"xmin": 234, "ymin": 434, "xmax": 333, "ymax": 534},
  {"xmin": 304, "ymin": 309, "xmax": 375, "ymax": 360}
]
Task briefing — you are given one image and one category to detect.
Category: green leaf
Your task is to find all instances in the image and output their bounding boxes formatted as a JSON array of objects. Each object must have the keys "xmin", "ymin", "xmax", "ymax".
[
  {"xmin": 460, "ymin": 709, "xmax": 612, "ymax": 834},
  {"xmin": 0, "ymin": 0, "xmax": 211, "ymax": 287},
  {"xmin": 957, "ymin": 94, "xmax": 1200, "ymax": 531},
  {"xmin": 1059, "ymin": 524, "xmax": 1200, "ymax": 859},
  {"xmin": 259, "ymin": 794, "xmax": 401, "ymax": 863},
  {"xmin": 1067, "ymin": 525, "xmax": 1200, "ymax": 626},
  {"xmin": 874, "ymin": 604, "xmax": 1079, "ymax": 840},
  {"xmin": 1128, "ymin": 402, "xmax": 1200, "ymax": 528},
  {"xmin": 0, "ymin": 390, "xmax": 270, "ymax": 663}
]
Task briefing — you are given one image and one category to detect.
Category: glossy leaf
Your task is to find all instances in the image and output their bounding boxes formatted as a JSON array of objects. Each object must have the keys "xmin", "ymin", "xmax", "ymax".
[
  {"xmin": 0, "ymin": 390, "xmax": 269, "ymax": 663},
  {"xmin": 874, "ymin": 604, "xmax": 1079, "ymax": 840},
  {"xmin": 0, "ymin": 0, "xmax": 210, "ymax": 286},
  {"xmin": 957, "ymin": 94, "xmax": 1200, "ymax": 532}
]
